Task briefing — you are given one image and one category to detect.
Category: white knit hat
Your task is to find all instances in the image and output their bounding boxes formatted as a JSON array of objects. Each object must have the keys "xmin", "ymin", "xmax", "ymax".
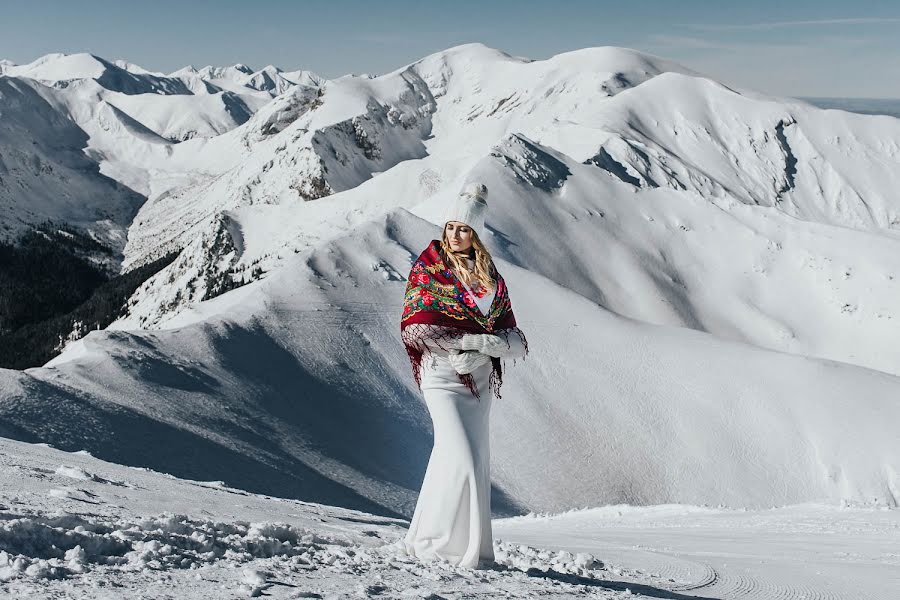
[{"xmin": 442, "ymin": 182, "xmax": 488, "ymax": 234}]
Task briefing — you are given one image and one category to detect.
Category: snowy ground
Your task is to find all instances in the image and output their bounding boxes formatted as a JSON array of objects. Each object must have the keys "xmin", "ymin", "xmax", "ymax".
[
  {"xmin": 496, "ymin": 505, "xmax": 900, "ymax": 600},
  {"xmin": 1, "ymin": 437, "xmax": 895, "ymax": 599}
]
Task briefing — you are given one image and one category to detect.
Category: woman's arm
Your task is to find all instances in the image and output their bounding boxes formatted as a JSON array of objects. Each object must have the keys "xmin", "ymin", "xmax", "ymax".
[
  {"xmin": 459, "ymin": 327, "xmax": 529, "ymax": 359},
  {"xmin": 401, "ymin": 323, "xmax": 466, "ymax": 355},
  {"xmin": 493, "ymin": 327, "xmax": 528, "ymax": 360}
]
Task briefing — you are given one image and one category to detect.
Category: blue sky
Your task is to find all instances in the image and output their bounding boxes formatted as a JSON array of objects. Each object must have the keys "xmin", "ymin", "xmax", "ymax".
[{"xmin": 2, "ymin": 0, "xmax": 899, "ymax": 98}]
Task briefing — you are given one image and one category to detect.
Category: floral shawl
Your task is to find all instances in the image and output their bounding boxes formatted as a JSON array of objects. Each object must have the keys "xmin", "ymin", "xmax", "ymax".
[{"xmin": 400, "ymin": 239, "xmax": 527, "ymax": 400}]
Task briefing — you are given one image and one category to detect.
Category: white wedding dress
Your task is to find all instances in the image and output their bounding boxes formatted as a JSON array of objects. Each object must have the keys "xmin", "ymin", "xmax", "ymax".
[
  {"xmin": 402, "ymin": 353, "xmax": 496, "ymax": 568},
  {"xmin": 401, "ymin": 266, "xmax": 526, "ymax": 568}
]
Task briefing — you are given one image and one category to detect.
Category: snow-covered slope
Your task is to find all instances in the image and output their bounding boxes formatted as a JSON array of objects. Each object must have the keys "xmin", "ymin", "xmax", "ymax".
[
  {"xmin": 110, "ymin": 45, "xmax": 696, "ymax": 319},
  {"xmin": 2, "ymin": 209, "xmax": 897, "ymax": 519},
  {"xmin": 106, "ymin": 43, "xmax": 900, "ymax": 383},
  {"xmin": 0, "ymin": 76, "xmax": 144, "ymax": 255},
  {"xmin": 116, "ymin": 118, "xmax": 900, "ymax": 384},
  {"xmin": 0, "ymin": 53, "xmax": 324, "ymax": 259},
  {"xmin": 100, "ymin": 86, "xmax": 259, "ymax": 142},
  {"xmin": 116, "ymin": 63, "xmax": 436, "ymax": 299},
  {"xmin": 582, "ymin": 72, "xmax": 900, "ymax": 229},
  {"xmin": 458, "ymin": 133, "xmax": 900, "ymax": 378}
]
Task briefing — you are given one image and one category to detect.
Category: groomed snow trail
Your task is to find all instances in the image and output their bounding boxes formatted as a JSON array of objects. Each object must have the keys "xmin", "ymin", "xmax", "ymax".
[{"xmin": 495, "ymin": 504, "xmax": 900, "ymax": 600}]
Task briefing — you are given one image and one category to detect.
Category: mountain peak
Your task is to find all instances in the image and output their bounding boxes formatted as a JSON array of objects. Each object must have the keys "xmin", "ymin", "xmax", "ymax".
[
  {"xmin": 427, "ymin": 42, "xmax": 520, "ymax": 63},
  {"xmin": 171, "ymin": 65, "xmax": 199, "ymax": 75},
  {"xmin": 545, "ymin": 45, "xmax": 697, "ymax": 78},
  {"xmin": 113, "ymin": 59, "xmax": 163, "ymax": 76},
  {"xmin": 6, "ymin": 52, "xmax": 110, "ymax": 81}
]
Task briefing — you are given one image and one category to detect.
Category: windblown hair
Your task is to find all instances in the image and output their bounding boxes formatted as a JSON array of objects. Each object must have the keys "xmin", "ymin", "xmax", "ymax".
[{"xmin": 439, "ymin": 224, "xmax": 496, "ymax": 293}]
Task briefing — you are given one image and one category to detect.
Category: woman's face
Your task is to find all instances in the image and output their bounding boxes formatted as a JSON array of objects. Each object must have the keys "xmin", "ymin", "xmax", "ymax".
[{"xmin": 445, "ymin": 221, "xmax": 473, "ymax": 253}]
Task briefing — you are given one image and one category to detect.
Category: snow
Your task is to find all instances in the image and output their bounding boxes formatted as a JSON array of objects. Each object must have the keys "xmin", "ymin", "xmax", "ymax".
[
  {"xmin": 3, "ymin": 52, "xmax": 109, "ymax": 81},
  {"xmin": 102, "ymin": 87, "xmax": 258, "ymax": 141},
  {"xmin": 7, "ymin": 208, "xmax": 899, "ymax": 520},
  {"xmin": 0, "ymin": 436, "xmax": 628, "ymax": 598},
  {"xmin": 113, "ymin": 67, "xmax": 435, "ymax": 307},
  {"xmin": 495, "ymin": 502, "xmax": 900, "ymax": 599},
  {"xmin": 0, "ymin": 75, "xmax": 145, "ymax": 256},
  {"xmin": 1, "ymin": 437, "xmax": 895, "ymax": 599},
  {"xmin": 91, "ymin": 41, "xmax": 900, "ymax": 371},
  {"xmin": 112, "ymin": 59, "xmax": 164, "ymax": 76},
  {"xmin": 0, "ymin": 52, "xmax": 323, "ymax": 256},
  {"xmin": 2, "ymin": 42, "xmax": 900, "ymax": 598}
]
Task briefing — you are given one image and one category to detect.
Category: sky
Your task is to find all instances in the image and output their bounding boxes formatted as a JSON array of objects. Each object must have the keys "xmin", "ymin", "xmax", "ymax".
[{"xmin": 2, "ymin": 0, "xmax": 899, "ymax": 98}]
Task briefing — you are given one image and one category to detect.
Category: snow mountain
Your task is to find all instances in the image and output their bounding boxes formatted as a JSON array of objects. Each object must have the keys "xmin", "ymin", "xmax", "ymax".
[
  {"xmin": 1, "ymin": 43, "xmax": 899, "ymax": 524},
  {"xmin": 0, "ymin": 52, "xmax": 323, "ymax": 256},
  {"xmin": 0, "ymin": 75, "xmax": 144, "ymax": 256},
  {"xmin": 1, "ymin": 53, "xmax": 193, "ymax": 95},
  {"xmin": 104, "ymin": 44, "xmax": 900, "ymax": 380}
]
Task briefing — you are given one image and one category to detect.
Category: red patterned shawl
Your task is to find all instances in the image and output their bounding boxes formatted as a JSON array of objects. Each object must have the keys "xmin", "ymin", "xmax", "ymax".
[{"xmin": 400, "ymin": 239, "xmax": 527, "ymax": 400}]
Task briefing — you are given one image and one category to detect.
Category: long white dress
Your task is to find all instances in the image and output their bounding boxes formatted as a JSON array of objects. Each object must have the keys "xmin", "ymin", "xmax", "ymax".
[{"xmin": 402, "ymin": 263, "xmax": 526, "ymax": 568}]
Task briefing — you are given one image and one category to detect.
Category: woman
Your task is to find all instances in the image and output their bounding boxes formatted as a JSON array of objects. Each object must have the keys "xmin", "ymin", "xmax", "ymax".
[{"xmin": 399, "ymin": 182, "xmax": 528, "ymax": 568}]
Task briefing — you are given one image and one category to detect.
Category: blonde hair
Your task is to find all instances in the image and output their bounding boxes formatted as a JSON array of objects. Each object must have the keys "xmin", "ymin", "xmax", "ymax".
[{"xmin": 439, "ymin": 225, "xmax": 496, "ymax": 293}]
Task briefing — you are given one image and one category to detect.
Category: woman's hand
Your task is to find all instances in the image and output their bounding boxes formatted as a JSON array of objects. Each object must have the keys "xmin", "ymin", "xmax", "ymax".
[
  {"xmin": 448, "ymin": 349, "xmax": 492, "ymax": 374},
  {"xmin": 459, "ymin": 333, "xmax": 508, "ymax": 358}
]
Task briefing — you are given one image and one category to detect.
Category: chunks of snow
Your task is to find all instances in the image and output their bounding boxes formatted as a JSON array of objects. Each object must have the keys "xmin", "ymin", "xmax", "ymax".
[{"xmin": 0, "ymin": 512, "xmax": 351, "ymax": 582}]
